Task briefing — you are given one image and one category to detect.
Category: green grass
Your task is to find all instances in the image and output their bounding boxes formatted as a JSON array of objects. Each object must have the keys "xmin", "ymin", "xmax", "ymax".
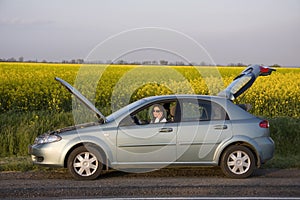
[
  {"xmin": 0, "ymin": 156, "xmax": 37, "ymax": 172},
  {"xmin": 269, "ymin": 117, "xmax": 300, "ymax": 156},
  {"xmin": 263, "ymin": 154, "xmax": 300, "ymax": 169},
  {"xmin": 0, "ymin": 156, "xmax": 70, "ymax": 172},
  {"xmin": 262, "ymin": 117, "xmax": 300, "ymax": 169},
  {"xmin": 0, "ymin": 111, "xmax": 74, "ymax": 157}
]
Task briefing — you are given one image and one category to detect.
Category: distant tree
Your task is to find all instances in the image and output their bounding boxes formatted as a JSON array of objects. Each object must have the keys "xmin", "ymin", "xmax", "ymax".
[
  {"xmin": 200, "ymin": 61, "xmax": 206, "ymax": 66},
  {"xmin": 227, "ymin": 63, "xmax": 246, "ymax": 67},
  {"xmin": 8, "ymin": 57, "xmax": 16, "ymax": 62},
  {"xmin": 76, "ymin": 59, "xmax": 84, "ymax": 64},
  {"xmin": 270, "ymin": 64, "xmax": 281, "ymax": 68},
  {"xmin": 142, "ymin": 61, "xmax": 152, "ymax": 65},
  {"xmin": 18, "ymin": 56, "xmax": 24, "ymax": 62},
  {"xmin": 237, "ymin": 62, "xmax": 246, "ymax": 67},
  {"xmin": 189, "ymin": 62, "xmax": 197, "ymax": 66},
  {"xmin": 151, "ymin": 60, "xmax": 158, "ymax": 65},
  {"xmin": 116, "ymin": 60, "xmax": 126, "ymax": 64},
  {"xmin": 131, "ymin": 61, "xmax": 141, "ymax": 65},
  {"xmin": 175, "ymin": 61, "xmax": 185, "ymax": 66},
  {"xmin": 159, "ymin": 60, "xmax": 168, "ymax": 65}
]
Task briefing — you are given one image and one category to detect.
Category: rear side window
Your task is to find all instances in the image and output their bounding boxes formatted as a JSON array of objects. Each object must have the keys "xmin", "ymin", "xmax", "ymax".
[{"xmin": 180, "ymin": 99, "xmax": 228, "ymax": 122}]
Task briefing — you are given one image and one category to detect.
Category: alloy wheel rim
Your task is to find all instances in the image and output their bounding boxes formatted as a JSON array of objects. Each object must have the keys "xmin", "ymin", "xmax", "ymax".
[
  {"xmin": 73, "ymin": 152, "xmax": 98, "ymax": 176},
  {"xmin": 227, "ymin": 150, "xmax": 250, "ymax": 174}
]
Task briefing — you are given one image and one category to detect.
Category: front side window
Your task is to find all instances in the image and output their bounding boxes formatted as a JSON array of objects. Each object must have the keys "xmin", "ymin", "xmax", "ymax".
[{"xmin": 119, "ymin": 100, "xmax": 178, "ymax": 126}]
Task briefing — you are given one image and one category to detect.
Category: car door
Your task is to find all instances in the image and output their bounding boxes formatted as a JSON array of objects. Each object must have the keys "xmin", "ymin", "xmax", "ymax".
[
  {"xmin": 116, "ymin": 101, "xmax": 178, "ymax": 163},
  {"xmin": 176, "ymin": 98, "xmax": 232, "ymax": 162}
]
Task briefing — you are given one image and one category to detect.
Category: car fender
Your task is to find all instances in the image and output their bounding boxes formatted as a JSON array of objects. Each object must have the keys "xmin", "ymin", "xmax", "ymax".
[
  {"xmin": 213, "ymin": 135, "xmax": 262, "ymax": 166},
  {"xmin": 60, "ymin": 135, "xmax": 114, "ymax": 167}
]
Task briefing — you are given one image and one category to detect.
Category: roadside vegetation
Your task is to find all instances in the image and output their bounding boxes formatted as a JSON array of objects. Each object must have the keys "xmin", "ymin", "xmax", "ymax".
[{"xmin": 0, "ymin": 63, "xmax": 299, "ymax": 171}]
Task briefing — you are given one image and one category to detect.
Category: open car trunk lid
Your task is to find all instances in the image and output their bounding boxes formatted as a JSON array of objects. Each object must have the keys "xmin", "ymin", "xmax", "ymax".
[{"xmin": 218, "ymin": 64, "xmax": 275, "ymax": 100}]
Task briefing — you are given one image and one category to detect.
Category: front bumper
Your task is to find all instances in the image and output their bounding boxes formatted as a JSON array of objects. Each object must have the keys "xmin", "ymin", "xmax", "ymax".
[{"xmin": 28, "ymin": 143, "xmax": 65, "ymax": 167}]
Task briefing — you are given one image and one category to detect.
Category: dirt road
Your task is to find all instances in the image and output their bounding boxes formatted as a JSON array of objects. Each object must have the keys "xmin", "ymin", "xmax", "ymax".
[{"xmin": 0, "ymin": 167, "xmax": 299, "ymax": 199}]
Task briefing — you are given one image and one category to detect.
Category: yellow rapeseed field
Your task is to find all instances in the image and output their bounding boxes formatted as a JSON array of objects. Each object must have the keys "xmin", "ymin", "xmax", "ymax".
[{"xmin": 1, "ymin": 62, "xmax": 299, "ymax": 118}]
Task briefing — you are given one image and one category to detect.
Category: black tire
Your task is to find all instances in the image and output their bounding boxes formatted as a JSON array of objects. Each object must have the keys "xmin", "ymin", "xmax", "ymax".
[
  {"xmin": 220, "ymin": 145, "xmax": 256, "ymax": 179},
  {"xmin": 67, "ymin": 145, "xmax": 103, "ymax": 180}
]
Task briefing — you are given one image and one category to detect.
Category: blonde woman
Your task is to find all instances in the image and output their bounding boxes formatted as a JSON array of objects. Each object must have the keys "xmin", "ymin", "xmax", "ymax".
[{"xmin": 150, "ymin": 104, "xmax": 167, "ymax": 123}]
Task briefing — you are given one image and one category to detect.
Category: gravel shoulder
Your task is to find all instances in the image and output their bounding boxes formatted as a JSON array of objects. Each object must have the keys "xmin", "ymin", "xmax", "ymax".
[{"xmin": 0, "ymin": 167, "xmax": 299, "ymax": 199}]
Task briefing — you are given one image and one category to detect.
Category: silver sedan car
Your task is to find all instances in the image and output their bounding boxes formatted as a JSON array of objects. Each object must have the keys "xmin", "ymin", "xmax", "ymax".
[{"xmin": 29, "ymin": 65, "xmax": 275, "ymax": 180}]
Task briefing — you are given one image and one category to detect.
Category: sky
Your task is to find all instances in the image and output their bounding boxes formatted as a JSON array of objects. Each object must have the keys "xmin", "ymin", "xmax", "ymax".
[{"xmin": 0, "ymin": 0, "xmax": 299, "ymax": 66}]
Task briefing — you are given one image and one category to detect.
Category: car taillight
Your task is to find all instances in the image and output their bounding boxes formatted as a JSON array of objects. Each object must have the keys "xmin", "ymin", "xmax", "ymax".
[
  {"xmin": 259, "ymin": 120, "xmax": 269, "ymax": 128},
  {"xmin": 259, "ymin": 66, "xmax": 276, "ymax": 76},
  {"xmin": 259, "ymin": 66, "xmax": 270, "ymax": 73}
]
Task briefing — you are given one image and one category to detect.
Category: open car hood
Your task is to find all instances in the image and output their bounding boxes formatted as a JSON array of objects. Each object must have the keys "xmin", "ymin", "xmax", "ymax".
[
  {"xmin": 218, "ymin": 64, "xmax": 275, "ymax": 100},
  {"xmin": 55, "ymin": 77, "xmax": 106, "ymax": 122}
]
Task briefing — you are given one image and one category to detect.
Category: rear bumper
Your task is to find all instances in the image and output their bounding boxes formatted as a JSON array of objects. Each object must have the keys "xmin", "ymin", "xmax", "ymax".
[{"xmin": 255, "ymin": 137, "xmax": 275, "ymax": 164}]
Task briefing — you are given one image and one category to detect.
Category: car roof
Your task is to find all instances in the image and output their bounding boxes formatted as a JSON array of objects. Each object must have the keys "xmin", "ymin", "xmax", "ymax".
[{"xmin": 142, "ymin": 94, "xmax": 226, "ymax": 102}]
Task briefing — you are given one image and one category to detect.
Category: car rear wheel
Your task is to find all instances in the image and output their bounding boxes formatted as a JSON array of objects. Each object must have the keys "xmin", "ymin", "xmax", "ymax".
[
  {"xmin": 220, "ymin": 145, "xmax": 256, "ymax": 178},
  {"xmin": 67, "ymin": 145, "xmax": 103, "ymax": 180}
]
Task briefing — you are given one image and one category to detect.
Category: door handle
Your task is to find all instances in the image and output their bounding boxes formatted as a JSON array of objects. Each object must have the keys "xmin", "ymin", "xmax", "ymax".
[
  {"xmin": 214, "ymin": 125, "xmax": 228, "ymax": 130},
  {"xmin": 159, "ymin": 128, "xmax": 173, "ymax": 133}
]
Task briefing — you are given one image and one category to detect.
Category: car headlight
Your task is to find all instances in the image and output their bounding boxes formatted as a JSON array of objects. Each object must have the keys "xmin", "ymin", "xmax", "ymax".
[{"xmin": 34, "ymin": 134, "xmax": 62, "ymax": 145}]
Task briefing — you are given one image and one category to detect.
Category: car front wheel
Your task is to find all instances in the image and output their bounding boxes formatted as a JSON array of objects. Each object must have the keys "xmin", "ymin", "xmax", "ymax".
[
  {"xmin": 67, "ymin": 145, "xmax": 103, "ymax": 180},
  {"xmin": 220, "ymin": 145, "xmax": 256, "ymax": 178}
]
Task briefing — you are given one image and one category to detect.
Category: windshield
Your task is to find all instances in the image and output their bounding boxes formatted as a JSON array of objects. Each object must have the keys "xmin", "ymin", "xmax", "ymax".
[{"xmin": 106, "ymin": 99, "xmax": 147, "ymax": 122}]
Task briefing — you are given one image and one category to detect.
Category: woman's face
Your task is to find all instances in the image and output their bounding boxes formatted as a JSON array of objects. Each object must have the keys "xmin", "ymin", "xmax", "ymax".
[{"xmin": 153, "ymin": 106, "xmax": 163, "ymax": 119}]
